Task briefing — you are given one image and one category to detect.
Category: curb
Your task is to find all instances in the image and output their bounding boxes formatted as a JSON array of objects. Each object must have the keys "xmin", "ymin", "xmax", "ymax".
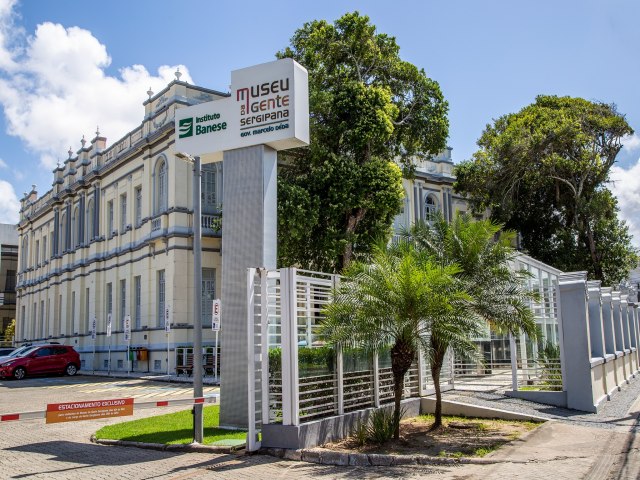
[
  {"xmin": 80, "ymin": 372, "xmax": 220, "ymax": 386},
  {"xmin": 260, "ymin": 420, "xmax": 551, "ymax": 467},
  {"xmin": 262, "ymin": 447, "xmax": 500, "ymax": 467},
  {"xmin": 90, "ymin": 435, "xmax": 243, "ymax": 454}
]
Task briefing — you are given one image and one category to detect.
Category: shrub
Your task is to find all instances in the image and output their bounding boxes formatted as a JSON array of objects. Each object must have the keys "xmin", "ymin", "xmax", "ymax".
[
  {"xmin": 366, "ymin": 407, "xmax": 396, "ymax": 444},
  {"xmin": 268, "ymin": 346, "xmax": 335, "ymax": 375}
]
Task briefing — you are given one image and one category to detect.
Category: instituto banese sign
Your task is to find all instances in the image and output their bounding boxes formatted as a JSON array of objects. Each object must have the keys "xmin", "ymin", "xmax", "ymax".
[{"xmin": 175, "ymin": 58, "xmax": 309, "ymax": 155}]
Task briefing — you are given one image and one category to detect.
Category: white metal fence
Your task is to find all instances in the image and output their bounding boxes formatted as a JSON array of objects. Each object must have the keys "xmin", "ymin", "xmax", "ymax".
[
  {"xmin": 247, "ymin": 267, "xmax": 453, "ymax": 451},
  {"xmin": 452, "ymin": 254, "xmax": 564, "ymax": 393}
]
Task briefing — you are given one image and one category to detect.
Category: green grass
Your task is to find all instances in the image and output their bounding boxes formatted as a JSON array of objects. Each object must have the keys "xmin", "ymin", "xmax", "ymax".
[
  {"xmin": 94, "ymin": 405, "xmax": 246, "ymax": 445},
  {"xmin": 473, "ymin": 446, "xmax": 498, "ymax": 457},
  {"xmin": 416, "ymin": 413, "xmax": 541, "ymax": 430}
]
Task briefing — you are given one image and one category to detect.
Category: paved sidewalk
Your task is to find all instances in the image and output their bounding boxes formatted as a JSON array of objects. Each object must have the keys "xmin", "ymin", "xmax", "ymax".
[
  {"xmin": 434, "ymin": 380, "xmax": 640, "ymax": 479},
  {"xmin": 2, "ymin": 375, "xmax": 640, "ymax": 478}
]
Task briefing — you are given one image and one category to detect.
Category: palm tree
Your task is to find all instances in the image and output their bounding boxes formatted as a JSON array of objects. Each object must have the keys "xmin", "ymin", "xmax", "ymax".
[
  {"xmin": 406, "ymin": 213, "xmax": 538, "ymax": 429},
  {"xmin": 322, "ymin": 242, "xmax": 467, "ymax": 439}
]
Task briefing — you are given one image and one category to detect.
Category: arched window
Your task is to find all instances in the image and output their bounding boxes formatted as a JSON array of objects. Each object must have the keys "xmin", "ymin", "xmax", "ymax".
[
  {"xmin": 20, "ymin": 236, "xmax": 28, "ymax": 270},
  {"xmin": 425, "ymin": 195, "xmax": 439, "ymax": 222},
  {"xmin": 60, "ymin": 213, "xmax": 66, "ymax": 252},
  {"xmin": 154, "ymin": 157, "xmax": 168, "ymax": 214},
  {"xmin": 72, "ymin": 206, "xmax": 79, "ymax": 248},
  {"xmin": 86, "ymin": 199, "xmax": 94, "ymax": 243}
]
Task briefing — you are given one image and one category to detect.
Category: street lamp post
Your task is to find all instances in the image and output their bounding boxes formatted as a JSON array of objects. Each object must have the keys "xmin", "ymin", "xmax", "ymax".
[{"xmin": 176, "ymin": 151, "xmax": 204, "ymax": 444}]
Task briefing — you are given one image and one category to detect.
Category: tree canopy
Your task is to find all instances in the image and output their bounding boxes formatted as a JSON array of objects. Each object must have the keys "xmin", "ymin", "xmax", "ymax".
[
  {"xmin": 454, "ymin": 95, "xmax": 637, "ymax": 285},
  {"xmin": 277, "ymin": 12, "xmax": 449, "ymax": 272}
]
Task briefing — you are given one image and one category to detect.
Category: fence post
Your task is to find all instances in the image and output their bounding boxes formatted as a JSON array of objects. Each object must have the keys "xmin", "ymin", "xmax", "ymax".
[
  {"xmin": 509, "ymin": 333, "xmax": 518, "ymax": 391},
  {"xmin": 337, "ymin": 344, "xmax": 344, "ymax": 415},
  {"xmin": 290, "ymin": 268, "xmax": 299, "ymax": 425},
  {"xmin": 417, "ymin": 347, "xmax": 425, "ymax": 396},
  {"xmin": 246, "ymin": 268, "xmax": 259, "ymax": 452},
  {"xmin": 373, "ymin": 350, "xmax": 380, "ymax": 407},
  {"xmin": 260, "ymin": 268, "xmax": 270, "ymax": 425},
  {"xmin": 281, "ymin": 268, "xmax": 293, "ymax": 425}
]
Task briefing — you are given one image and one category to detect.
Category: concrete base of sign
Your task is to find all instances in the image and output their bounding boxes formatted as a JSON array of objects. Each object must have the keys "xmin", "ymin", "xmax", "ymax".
[{"xmin": 219, "ymin": 144, "xmax": 277, "ymax": 429}]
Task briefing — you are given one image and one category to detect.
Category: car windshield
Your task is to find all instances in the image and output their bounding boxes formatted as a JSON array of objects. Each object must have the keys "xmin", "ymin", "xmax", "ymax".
[{"xmin": 13, "ymin": 346, "xmax": 38, "ymax": 357}]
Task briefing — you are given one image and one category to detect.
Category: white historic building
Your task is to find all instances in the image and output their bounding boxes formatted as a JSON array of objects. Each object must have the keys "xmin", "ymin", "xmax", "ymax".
[
  {"xmin": 392, "ymin": 147, "xmax": 472, "ymax": 237},
  {"xmin": 16, "ymin": 73, "xmax": 226, "ymax": 372}
]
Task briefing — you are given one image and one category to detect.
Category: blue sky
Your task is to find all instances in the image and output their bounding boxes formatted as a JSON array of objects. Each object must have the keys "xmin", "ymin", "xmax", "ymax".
[{"xmin": 0, "ymin": 0, "xmax": 639, "ymax": 242}]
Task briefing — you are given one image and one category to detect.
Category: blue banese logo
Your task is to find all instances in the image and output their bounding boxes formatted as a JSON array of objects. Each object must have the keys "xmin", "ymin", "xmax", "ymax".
[{"xmin": 179, "ymin": 118, "xmax": 193, "ymax": 138}]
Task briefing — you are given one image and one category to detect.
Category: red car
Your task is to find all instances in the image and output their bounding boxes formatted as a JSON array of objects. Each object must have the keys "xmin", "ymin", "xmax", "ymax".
[{"xmin": 0, "ymin": 344, "xmax": 80, "ymax": 380}]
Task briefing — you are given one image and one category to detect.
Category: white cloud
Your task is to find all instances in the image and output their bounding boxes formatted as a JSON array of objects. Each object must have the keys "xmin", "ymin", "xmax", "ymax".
[
  {"xmin": 611, "ymin": 159, "xmax": 640, "ymax": 248},
  {"xmin": 622, "ymin": 133, "xmax": 640, "ymax": 153},
  {"xmin": 0, "ymin": 157, "xmax": 7, "ymax": 168},
  {"xmin": 0, "ymin": 179, "xmax": 19, "ymax": 223},
  {"xmin": 0, "ymin": 1, "xmax": 193, "ymax": 170}
]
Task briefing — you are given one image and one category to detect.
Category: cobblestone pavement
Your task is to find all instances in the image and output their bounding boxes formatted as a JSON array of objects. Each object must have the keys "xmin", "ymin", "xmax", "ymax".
[
  {"xmin": 0, "ymin": 375, "xmax": 456, "ymax": 479},
  {"xmin": 1, "ymin": 374, "xmax": 640, "ymax": 479}
]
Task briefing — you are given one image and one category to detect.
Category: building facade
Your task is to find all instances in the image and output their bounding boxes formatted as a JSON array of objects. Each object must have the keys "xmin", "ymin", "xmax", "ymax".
[
  {"xmin": 392, "ymin": 148, "xmax": 471, "ymax": 236},
  {"xmin": 16, "ymin": 74, "xmax": 226, "ymax": 372},
  {"xmin": 0, "ymin": 223, "xmax": 18, "ymax": 344}
]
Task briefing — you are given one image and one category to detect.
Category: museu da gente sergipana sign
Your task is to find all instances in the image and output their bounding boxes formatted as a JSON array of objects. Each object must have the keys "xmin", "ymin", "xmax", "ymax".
[{"xmin": 175, "ymin": 58, "xmax": 309, "ymax": 156}]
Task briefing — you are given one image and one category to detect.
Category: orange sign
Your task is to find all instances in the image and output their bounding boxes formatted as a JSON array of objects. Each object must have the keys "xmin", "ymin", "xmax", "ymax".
[{"xmin": 46, "ymin": 398, "xmax": 134, "ymax": 424}]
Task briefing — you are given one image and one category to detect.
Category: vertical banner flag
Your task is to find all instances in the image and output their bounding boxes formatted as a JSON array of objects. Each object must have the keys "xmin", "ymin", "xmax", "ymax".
[
  {"xmin": 91, "ymin": 316, "xmax": 97, "ymax": 340},
  {"xmin": 212, "ymin": 299, "xmax": 221, "ymax": 331},
  {"xmin": 165, "ymin": 305, "xmax": 171, "ymax": 333},
  {"xmin": 124, "ymin": 314, "xmax": 131, "ymax": 343},
  {"xmin": 106, "ymin": 313, "xmax": 112, "ymax": 337}
]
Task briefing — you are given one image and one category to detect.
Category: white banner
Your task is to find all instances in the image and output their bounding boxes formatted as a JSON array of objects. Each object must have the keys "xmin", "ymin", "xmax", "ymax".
[
  {"xmin": 91, "ymin": 316, "xmax": 97, "ymax": 340},
  {"xmin": 165, "ymin": 305, "xmax": 171, "ymax": 334},
  {"xmin": 124, "ymin": 314, "xmax": 131, "ymax": 343},
  {"xmin": 106, "ymin": 313, "xmax": 112, "ymax": 337},
  {"xmin": 212, "ymin": 299, "xmax": 221, "ymax": 331}
]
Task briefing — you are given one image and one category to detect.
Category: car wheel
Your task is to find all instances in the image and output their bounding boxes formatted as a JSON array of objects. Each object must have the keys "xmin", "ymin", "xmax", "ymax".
[
  {"xmin": 13, "ymin": 367, "xmax": 26, "ymax": 380},
  {"xmin": 65, "ymin": 364, "xmax": 78, "ymax": 376}
]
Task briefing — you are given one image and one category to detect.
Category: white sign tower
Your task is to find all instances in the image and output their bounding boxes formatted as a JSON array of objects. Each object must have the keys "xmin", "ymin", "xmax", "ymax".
[{"xmin": 175, "ymin": 58, "xmax": 309, "ymax": 428}]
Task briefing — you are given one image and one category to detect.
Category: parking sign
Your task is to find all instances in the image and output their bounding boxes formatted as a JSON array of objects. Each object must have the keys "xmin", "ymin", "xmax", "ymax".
[{"xmin": 212, "ymin": 299, "xmax": 221, "ymax": 331}]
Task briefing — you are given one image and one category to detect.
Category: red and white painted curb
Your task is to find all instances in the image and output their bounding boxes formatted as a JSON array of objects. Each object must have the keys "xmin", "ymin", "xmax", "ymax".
[{"xmin": 0, "ymin": 394, "xmax": 218, "ymax": 423}]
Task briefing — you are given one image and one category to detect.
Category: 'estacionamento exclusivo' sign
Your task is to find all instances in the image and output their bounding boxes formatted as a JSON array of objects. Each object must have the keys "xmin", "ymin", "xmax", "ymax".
[{"xmin": 175, "ymin": 58, "xmax": 309, "ymax": 156}]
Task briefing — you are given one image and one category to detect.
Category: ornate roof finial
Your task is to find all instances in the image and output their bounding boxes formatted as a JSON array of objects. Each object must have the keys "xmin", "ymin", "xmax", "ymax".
[
  {"xmin": 175, "ymin": 67, "xmax": 182, "ymax": 81},
  {"xmin": 57, "ymin": 158, "xmax": 62, "ymax": 168},
  {"xmin": 147, "ymin": 86, "xmax": 153, "ymax": 99},
  {"xmin": 31, "ymin": 184, "xmax": 36, "ymax": 192},
  {"xmin": 96, "ymin": 125, "xmax": 100, "ymax": 137},
  {"xmin": 68, "ymin": 147, "xmax": 73, "ymax": 158},
  {"xmin": 80, "ymin": 135, "xmax": 86, "ymax": 148}
]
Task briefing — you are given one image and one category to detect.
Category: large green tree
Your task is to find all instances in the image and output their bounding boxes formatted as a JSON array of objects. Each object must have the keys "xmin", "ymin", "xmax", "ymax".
[
  {"xmin": 455, "ymin": 95, "xmax": 637, "ymax": 284},
  {"xmin": 277, "ymin": 12, "xmax": 449, "ymax": 272}
]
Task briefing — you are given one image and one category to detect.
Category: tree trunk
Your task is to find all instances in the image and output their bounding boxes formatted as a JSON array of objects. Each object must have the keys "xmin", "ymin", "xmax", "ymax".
[
  {"xmin": 341, "ymin": 207, "xmax": 367, "ymax": 269},
  {"xmin": 430, "ymin": 340, "xmax": 446, "ymax": 431},
  {"xmin": 583, "ymin": 217, "xmax": 603, "ymax": 280},
  {"xmin": 390, "ymin": 339, "xmax": 415, "ymax": 439}
]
